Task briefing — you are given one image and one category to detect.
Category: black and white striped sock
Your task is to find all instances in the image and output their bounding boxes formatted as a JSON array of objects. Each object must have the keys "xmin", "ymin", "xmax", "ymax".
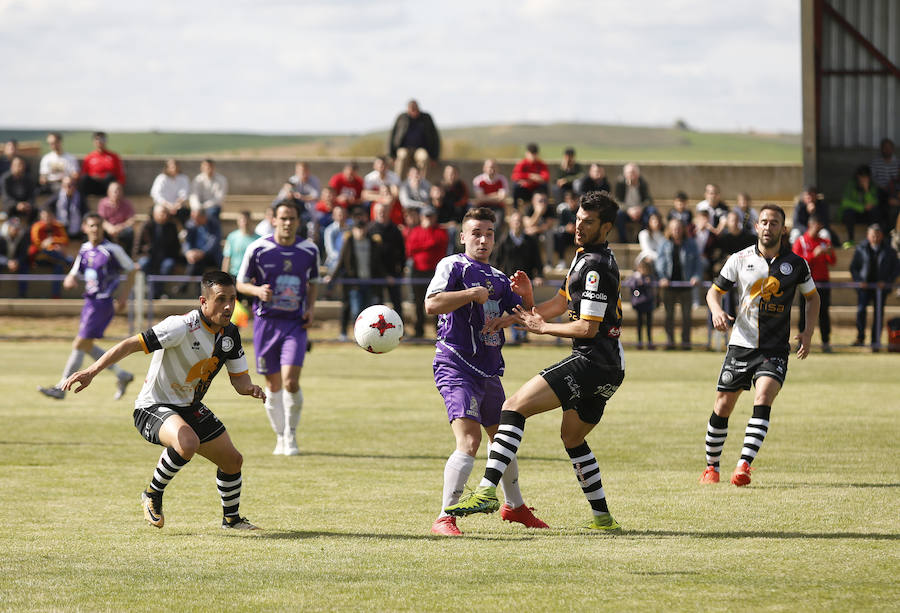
[
  {"xmin": 479, "ymin": 411, "xmax": 526, "ymax": 488},
  {"xmin": 739, "ymin": 405, "xmax": 771, "ymax": 466},
  {"xmin": 216, "ymin": 470, "xmax": 242, "ymax": 519},
  {"xmin": 566, "ymin": 442, "xmax": 608, "ymax": 515},
  {"xmin": 149, "ymin": 448, "xmax": 188, "ymax": 493},
  {"xmin": 705, "ymin": 412, "xmax": 729, "ymax": 470}
]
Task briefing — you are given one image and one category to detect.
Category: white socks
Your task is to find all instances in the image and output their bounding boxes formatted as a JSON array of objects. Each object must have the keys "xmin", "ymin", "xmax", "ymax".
[
  {"xmin": 283, "ymin": 388, "xmax": 303, "ymax": 436},
  {"xmin": 264, "ymin": 387, "xmax": 285, "ymax": 436},
  {"xmin": 500, "ymin": 456, "xmax": 525, "ymax": 509},
  {"xmin": 441, "ymin": 450, "xmax": 474, "ymax": 518}
]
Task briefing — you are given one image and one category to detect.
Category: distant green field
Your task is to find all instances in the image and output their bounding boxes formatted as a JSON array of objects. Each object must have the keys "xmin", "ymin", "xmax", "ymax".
[
  {"xmin": 0, "ymin": 122, "xmax": 801, "ymax": 162},
  {"xmin": 2, "ymin": 340, "xmax": 896, "ymax": 611}
]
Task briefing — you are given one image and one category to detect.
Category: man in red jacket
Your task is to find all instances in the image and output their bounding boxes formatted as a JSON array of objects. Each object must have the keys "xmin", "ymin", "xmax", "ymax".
[
  {"xmin": 79, "ymin": 132, "xmax": 125, "ymax": 199},
  {"xmin": 510, "ymin": 143, "xmax": 549, "ymax": 208},
  {"xmin": 406, "ymin": 206, "xmax": 449, "ymax": 337},
  {"xmin": 792, "ymin": 214, "xmax": 836, "ymax": 352}
]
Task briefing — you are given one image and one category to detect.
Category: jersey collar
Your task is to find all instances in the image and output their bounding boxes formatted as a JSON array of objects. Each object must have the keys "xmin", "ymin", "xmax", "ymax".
[{"xmin": 196, "ymin": 308, "xmax": 219, "ymax": 334}]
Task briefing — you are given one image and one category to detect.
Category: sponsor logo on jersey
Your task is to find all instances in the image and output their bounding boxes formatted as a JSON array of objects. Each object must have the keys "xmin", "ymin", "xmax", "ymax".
[
  {"xmin": 221, "ymin": 336, "xmax": 234, "ymax": 352},
  {"xmin": 585, "ymin": 271, "xmax": 600, "ymax": 291},
  {"xmin": 750, "ymin": 276, "xmax": 784, "ymax": 302},
  {"xmin": 582, "ymin": 290, "xmax": 608, "ymax": 301},
  {"xmin": 779, "ymin": 262, "xmax": 793, "ymax": 275}
]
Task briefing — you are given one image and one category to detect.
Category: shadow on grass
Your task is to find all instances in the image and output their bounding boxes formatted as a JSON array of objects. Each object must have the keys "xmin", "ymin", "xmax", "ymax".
[
  {"xmin": 274, "ymin": 451, "xmax": 567, "ymax": 463},
  {"xmin": 224, "ymin": 529, "xmax": 536, "ymax": 542},
  {"xmin": 624, "ymin": 530, "xmax": 899, "ymax": 541}
]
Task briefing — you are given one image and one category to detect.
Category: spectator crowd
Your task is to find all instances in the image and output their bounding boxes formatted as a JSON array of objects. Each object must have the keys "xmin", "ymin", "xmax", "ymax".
[{"xmin": 2, "ymin": 108, "xmax": 899, "ymax": 349}]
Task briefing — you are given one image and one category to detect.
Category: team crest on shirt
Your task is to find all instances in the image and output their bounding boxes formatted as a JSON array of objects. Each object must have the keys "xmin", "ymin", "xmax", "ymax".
[
  {"xmin": 585, "ymin": 271, "xmax": 600, "ymax": 291},
  {"xmin": 779, "ymin": 262, "xmax": 793, "ymax": 275},
  {"xmin": 283, "ymin": 259, "xmax": 293, "ymax": 273},
  {"xmin": 221, "ymin": 337, "xmax": 234, "ymax": 352},
  {"xmin": 484, "ymin": 280, "xmax": 494, "ymax": 296}
]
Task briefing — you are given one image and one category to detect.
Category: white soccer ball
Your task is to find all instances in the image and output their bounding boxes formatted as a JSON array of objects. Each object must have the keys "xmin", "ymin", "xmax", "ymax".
[{"xmin": 354, "ymin": 305, "xmax": 404, "ymax": 354}]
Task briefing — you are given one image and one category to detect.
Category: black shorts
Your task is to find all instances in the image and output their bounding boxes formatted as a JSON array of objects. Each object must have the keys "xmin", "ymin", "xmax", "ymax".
[
  {"xmin": 540, "ymin": 353, "xmax": 624, "ymax": 425},
  {"xmin": 716, "ymin": 346, "xmax": 789, "ymax": 392},
  {"xmin": 133, "ymin": 403, "xmax": 226, "ymax": 446}
]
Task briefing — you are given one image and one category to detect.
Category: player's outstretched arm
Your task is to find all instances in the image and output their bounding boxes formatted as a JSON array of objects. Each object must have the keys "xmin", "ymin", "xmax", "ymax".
[
  {"xmin": 425, "ymin": 286, "xmax": 489, "ymax": 315},
  {"xmin": 515, "ymin": 305, "xmax": 600, "ymax": 338},
  {"xmin": 795, "ymin": 290, "xmax": 820, "ymax": 360},
  {"xmin": 533, "ymin": 291, "xmax": 568, "ymax": 320},
  {"xmin": 229, "ymin": 373, "xmax": 267, "ymax": 402},
  {"xmin": 62, "ymin": 335, "xmax": 145, "ymax": 393}
]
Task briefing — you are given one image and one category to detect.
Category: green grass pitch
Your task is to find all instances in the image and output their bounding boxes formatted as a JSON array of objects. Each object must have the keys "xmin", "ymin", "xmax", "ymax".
[{"xmin": 1, "ymin": 340, "xmax": 897, "ymax": 611}]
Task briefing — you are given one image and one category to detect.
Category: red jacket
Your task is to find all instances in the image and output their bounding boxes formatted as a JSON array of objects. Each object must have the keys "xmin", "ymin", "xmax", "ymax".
[
  {"xmin": 82, "ymin": 149, "xmax": 125, "ymax": 184},
  {"xmin": 511, "ymin": 158, "xmax": 549, "ymax": 190},
  {"xmin": 406, "ymin": 226, "xmax": 449, "ymax": 272},
  {"xmin": 792, "ymin": 232, "xmax": 835, "ymax": 281}
]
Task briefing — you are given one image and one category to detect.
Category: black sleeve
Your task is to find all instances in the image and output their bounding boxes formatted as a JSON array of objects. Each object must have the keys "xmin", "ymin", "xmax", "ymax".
[{"xmin": 142, "ymin": 328, "xmax": 162, "ymax": 352}]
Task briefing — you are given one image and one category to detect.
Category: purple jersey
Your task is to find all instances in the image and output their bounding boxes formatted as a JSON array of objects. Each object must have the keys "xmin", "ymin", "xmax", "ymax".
[
  {"xmin": 236, "ymin": 234, "xmax": 319, "ymax": 320},
  {"xmin": 69, "ymin": 239, "xmax": 133, "ymax": 299},
  {"xmin": 426, "ymin": 254, "xmax": 522, "ymax": 377}
]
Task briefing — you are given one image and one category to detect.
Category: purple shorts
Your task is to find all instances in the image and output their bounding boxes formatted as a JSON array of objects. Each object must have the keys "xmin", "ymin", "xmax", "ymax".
[
  {"xmin": 78, "ymin": 297, "xmax": 114, "ymax": 339},
  {"xmin": 253, "ymin": 317, "xmax": 308, "ymax": 374},
  {"xmin": 433, "ymin": 361, "xmax": 506, "ymax": 427}
]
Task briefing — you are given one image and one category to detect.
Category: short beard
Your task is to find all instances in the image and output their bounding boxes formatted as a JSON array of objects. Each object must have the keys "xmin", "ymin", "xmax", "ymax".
[{"xmin": 760, "ymin": 233, "xmax": 781, "ymax": 249}]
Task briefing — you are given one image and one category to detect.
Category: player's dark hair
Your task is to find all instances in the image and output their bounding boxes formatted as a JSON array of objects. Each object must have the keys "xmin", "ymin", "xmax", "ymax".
[
  {"xmin": 578, "ymin": 190, "xmax": 619, "ymax": 225},
  {"xmin": 83, "ymin": 212, "xmax": 103, "ymax": 224},
  {"xmin": 274, "ymin": 199, "xmax": 301, "ymax": 218},
  {"xmin": 759, "ymin": 203, "xmax": 786, "ymax": 224},
  {"xmin": 201, "ymin": 270, "xmax": 235, "ymax": 295},
  {"xmin": 462, "ymin": 207, "xmax": 496, "ymax": 225}
]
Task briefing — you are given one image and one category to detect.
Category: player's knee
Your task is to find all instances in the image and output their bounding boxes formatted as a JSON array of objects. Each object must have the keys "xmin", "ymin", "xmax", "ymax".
[
  {"xmin": 284, "ymin": 380, "xmax": 300, "ymax": 394},
  {"xmin": 560, "ymin": 431, "xmax": 585, "ymax": 449},
  {"xmin": 221, "ymin": 450, "xmax": 243, "ymax": 474},
  {"xmin": 176, "ymin": 431, "xmax": 200, "ymax": 459},
  {"xmin": 458, "ymin": 434, "xmax": 481, "ymax": 456}
]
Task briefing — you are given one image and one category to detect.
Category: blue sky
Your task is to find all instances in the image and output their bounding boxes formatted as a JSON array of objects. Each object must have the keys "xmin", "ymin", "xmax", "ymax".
[{"xmin": 0, "ymin": 0, "xmax": 801, "ymax": 134}]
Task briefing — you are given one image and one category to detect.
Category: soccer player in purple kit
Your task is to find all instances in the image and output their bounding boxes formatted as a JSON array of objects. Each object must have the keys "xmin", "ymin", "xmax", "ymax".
[
  {"xmin": 445, "ymin": 191, "xmax": 626, "ymax": 532},
  {"xmin": 425, "ymin": 207, "xmax": 548, "ymax": 536},
  {"xmin": 237, "ymin": 201, "xmax": 319, "ymax": 456},
  {"xmin": 38, "ymin": 213, "xmax": 136, "ymax": 400}
]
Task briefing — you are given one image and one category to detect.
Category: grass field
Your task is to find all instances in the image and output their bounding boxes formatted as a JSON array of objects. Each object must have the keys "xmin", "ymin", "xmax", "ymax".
[
  {"xmin": 0, "ymin": 122, "xmax": 800, "ymax": 162},
  {"xmin": 2, "ymin": 338, "xmax": 898, "ymax": 611}
]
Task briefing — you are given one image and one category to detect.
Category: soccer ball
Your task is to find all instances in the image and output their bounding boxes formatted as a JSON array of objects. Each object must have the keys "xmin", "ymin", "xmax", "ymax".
[{"xmin": 354, "ymin": 305, "xmax": 404, "ymax": 354}]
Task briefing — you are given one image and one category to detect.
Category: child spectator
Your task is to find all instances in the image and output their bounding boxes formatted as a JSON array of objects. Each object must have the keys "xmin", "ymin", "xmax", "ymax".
[{"xmin": 630, "ymin": 257, "xmax": 657, "ymax": 350}]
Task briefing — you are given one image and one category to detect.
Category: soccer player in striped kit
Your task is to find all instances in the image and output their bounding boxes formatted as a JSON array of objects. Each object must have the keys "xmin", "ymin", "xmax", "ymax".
[
  {"xmin": 700, "ymin": 204, "xmax": 819, "ymax": 486},
  {"xmin": 62, "ymin": 271, "xmax": 266, "ymax": 530},
  {"xmin": 445, "ymin": 191, "xmax": 626, "ymax": 531}
]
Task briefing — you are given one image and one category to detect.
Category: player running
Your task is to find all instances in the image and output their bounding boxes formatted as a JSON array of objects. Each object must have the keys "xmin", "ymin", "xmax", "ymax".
[
  {"xmin": 426, "ymin": 207, "xmax": 548, "ymax": 536},
  {"xmin": 236, "ymin": 201, "xmax": 319, "ymax": 456},
  {"xmin": 38, "ymin": 213, "xmax": 136, "ymax": 400},
  {"xmin": 700, "ymin": 204, "xmax": 819, "ymax": 486},
  {"xmin": 444, "ymin": 191, "xmax": 626, "ymax": 532},
  {"xmin": 63, "ymin": 271, "xmax": 266, "ymax": 530}
]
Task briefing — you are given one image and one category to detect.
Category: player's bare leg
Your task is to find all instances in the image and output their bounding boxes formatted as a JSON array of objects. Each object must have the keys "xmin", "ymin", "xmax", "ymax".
[{"xmin": 198, "ymin": 432, "xmax": 259, "ymax": 530}]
